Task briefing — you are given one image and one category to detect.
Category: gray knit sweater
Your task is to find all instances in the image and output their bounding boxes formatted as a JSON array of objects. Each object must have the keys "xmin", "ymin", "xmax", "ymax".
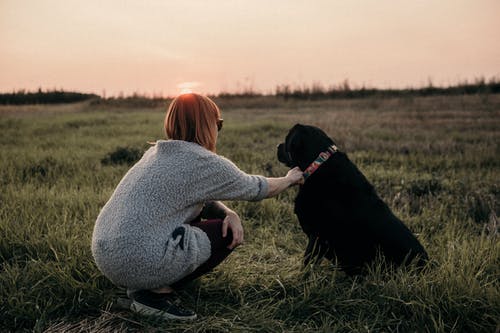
[{"xmin": 91, "ymin": 140, "xmax": 268, "ymax": 290}]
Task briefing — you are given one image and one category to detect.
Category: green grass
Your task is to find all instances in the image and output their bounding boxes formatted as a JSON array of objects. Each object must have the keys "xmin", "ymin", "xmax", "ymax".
[{"xmin": 0, "ymin": 95, "xmax": 499, "ymax": 332}]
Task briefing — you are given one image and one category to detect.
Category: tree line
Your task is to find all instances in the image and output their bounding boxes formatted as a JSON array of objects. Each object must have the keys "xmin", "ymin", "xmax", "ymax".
[
  {"xmin": 0, "ymin": 89, "xmax": 99, "ymax": 105},
  {"xmin": 274, "ymin": 78, "xmax": 500, "ymax": 100},
  {"xmin": 1, "ymin": 78, "xmax": 499, "ymax": 105}
]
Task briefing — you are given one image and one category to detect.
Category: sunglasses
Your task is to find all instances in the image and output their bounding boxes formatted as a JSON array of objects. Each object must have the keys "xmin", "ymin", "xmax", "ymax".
[{"xmin": 217, "ymin": 118, "xmax": 224, "ymax": 132}]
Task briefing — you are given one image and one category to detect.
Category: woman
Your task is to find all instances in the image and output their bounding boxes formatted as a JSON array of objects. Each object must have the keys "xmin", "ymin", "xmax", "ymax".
[{"xmin": 91, "ymin": 93, "xmax": 303, "ymax": 320}]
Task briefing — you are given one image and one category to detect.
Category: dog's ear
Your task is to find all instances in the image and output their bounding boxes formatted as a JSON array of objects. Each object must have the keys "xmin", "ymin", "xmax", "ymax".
[
  {"xmin": 287, "ymin": 126, "xmax": 304, "ymax": 154},
  {"xmin": 287, "ymin": 124, "xmax": 308, "ymax": 146},
  {"xmin": 292, "ymin": 123, "xmax": 305, "ymax": 130}
]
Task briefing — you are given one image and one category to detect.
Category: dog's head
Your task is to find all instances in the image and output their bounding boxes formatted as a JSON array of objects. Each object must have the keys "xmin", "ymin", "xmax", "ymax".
[{"xmin": 277, "ymin": 124, "xmax": 336, "ymax": 171}]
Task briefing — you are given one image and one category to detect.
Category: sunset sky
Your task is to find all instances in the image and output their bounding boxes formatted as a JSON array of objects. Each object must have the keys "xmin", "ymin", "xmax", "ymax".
[{"xmin": 1, "ymin": 0, "xmax": 499, "ymax": 96}]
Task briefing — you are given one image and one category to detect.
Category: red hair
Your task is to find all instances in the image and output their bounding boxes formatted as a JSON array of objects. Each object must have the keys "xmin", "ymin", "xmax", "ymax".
[{"xmin": 164, "ymin": 93, "xmax": 221, "ymax": 152}]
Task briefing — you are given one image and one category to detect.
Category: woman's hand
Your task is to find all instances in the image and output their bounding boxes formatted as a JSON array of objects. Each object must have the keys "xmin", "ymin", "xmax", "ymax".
[
  {"xmin": 286, "ymin": 167, "xmax": 304, "ymax": 186},
  {"xmin": 222, "ymin": 210, "xmax": 244, "ymax": 249},
  {"xmin": 265, "ymin": 167, "xmax": 304, "ymax": 197}
]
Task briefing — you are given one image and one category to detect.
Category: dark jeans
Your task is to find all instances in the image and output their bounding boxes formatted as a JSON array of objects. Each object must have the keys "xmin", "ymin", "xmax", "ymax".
[{"xmin": 171, "ymin": 218, "xmax": 233, "ymax": 289}]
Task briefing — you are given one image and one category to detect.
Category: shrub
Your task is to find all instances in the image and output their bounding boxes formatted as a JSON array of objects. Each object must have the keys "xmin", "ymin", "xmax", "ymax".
[
  {"xmin": 22, "ymin": 157, "xmax": 60, "ymax": 182},
  {"xmin": 101, "ymin": 147, "xmax": 143, "ymax": 166},
  {"xmin": 406, "ymin": 177, "xmax": 442, "ymax": 197},
  {"xmin": 466, "ymin": 192, "xmax": 494, "ymax": 224}
]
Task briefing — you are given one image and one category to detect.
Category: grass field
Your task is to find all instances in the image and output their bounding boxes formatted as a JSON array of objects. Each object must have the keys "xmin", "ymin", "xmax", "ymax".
[{"xmin": 0, "ymin": 95, "xmax": 499, "ymax": 332}]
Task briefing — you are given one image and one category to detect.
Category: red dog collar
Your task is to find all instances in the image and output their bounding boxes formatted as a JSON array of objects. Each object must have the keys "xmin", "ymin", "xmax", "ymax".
[{"xmin": 302, "ymin": 145, "xmax": 338, "ymax": 180}]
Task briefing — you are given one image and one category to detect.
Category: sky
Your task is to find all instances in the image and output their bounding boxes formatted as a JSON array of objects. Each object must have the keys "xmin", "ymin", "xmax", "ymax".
[{"xmin": 1, "ymin": 0, "xmax": 499, "ymax": 96}]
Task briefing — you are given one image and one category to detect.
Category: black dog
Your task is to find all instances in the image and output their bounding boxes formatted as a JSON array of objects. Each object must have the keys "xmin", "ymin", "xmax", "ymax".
[{"xmin": 277, "ymin": 124, "xmax": 428, "ymax": 275}]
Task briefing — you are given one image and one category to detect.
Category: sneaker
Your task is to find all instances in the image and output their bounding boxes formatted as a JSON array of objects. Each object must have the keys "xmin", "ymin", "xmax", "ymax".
[{"xmin": 128, "ymin": 290, "xmax": 197, "ymax": 321}]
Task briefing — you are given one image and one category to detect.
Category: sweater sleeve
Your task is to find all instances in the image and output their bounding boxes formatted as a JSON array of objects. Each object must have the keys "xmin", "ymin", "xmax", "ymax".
[{"xmin": 196, "ymin": 153, "xmax": 269, "ymax": 202}]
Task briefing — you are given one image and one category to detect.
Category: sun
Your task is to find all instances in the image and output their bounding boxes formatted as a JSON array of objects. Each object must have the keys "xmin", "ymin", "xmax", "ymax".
[{"xmin": 177, "ymin": 81, "xmax": 201, "ymax": 94}]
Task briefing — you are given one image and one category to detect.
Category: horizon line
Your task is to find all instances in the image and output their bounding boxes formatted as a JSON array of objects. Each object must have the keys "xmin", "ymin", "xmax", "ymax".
[{"xmin": 2, "ymin": 75, "xmax": 499, "ymax": 99}]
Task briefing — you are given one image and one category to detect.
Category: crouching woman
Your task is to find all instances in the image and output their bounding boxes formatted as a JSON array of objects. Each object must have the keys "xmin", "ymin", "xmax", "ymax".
[{"xmin": 91, "ymin": 93, "xmax": 303, "ymax": 320}]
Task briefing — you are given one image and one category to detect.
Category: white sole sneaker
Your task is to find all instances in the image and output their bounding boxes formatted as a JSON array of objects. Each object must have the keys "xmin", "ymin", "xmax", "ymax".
[{"xmin": 130, "ymin": 300, "xmax": 197, "ymax": 321}]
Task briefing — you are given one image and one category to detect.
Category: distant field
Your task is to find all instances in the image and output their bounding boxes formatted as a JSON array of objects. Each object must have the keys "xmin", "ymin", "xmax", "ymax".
[{"xmin": 0, "ymin": 95, "xmax": 499, "ymax": 332}]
